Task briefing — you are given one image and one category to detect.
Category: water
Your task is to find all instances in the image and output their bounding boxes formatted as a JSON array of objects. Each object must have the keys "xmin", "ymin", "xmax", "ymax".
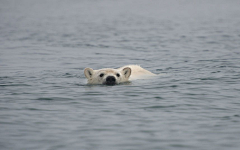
[{"xmin": 1, "ymin": 0, "xmax": 240, "ymax": 149}]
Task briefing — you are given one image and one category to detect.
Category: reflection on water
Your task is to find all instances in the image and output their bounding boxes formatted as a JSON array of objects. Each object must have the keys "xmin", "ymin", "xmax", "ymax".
[{"xmin": 1, "ymin": 0, "xmax": 240, "ymax": 150}]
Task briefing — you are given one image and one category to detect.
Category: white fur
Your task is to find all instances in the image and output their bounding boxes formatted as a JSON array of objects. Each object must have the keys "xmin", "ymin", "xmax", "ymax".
[
  {"xmin": 118, "ymin": 65, "xmax": 156, "ymax": 80},
  {"xmin": 84, "ymin": 65, "xmax": 156, "ymax": 85}
]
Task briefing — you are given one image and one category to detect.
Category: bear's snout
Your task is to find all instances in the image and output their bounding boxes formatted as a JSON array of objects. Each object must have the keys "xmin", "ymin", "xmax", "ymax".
[{"xmin": 105, "ymin": 76, "xmax": 116, "ymax": 85}]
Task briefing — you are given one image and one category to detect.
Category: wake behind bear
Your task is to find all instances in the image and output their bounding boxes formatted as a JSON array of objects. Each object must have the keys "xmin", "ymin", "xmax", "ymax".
[{"xmin": 84, "ymin": 65, "xmax": 156, "ymax": 85}]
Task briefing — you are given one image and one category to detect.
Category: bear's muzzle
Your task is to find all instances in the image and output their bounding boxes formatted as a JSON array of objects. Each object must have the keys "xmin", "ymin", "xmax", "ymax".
[{"xmin": 105, "ymin": 76, "xmax": 116, "ymax": 85}]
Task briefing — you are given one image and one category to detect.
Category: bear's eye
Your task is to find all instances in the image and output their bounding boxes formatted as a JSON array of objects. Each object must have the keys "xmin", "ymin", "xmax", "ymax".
[
  {"xmin": 116, "ymin": 73, "xmax": 120, "ymax": 77},
  {"xmin": 99, "ymin": 73, "xmax": 104, "ymax": 77}
]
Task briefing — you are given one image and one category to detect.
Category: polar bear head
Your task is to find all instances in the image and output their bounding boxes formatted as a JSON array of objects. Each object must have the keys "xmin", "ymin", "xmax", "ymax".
[{"xmin": 84, "ymin": 67, "xmax": 131, "ymax": 85}]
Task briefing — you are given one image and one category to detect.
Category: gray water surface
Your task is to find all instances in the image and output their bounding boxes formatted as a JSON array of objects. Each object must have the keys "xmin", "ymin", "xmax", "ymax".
[{"xmin": 1, "ymin": 0, "xmax": 240, "ymax": 150}]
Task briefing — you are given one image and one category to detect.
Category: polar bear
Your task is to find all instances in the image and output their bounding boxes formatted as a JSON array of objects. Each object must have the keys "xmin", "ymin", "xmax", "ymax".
[{"xmin": 84, "ymin": 65, "xmax": 156, "ymax": 85}]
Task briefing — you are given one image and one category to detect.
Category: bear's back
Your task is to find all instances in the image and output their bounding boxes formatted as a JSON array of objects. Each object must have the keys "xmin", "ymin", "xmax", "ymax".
[{"xmin": 118, "ymin": 65, "xmax": 156, "ymax": 80}]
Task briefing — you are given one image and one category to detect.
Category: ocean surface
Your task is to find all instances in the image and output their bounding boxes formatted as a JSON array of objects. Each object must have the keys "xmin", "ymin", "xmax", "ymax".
[{"xmin": 1, "ymin": 0, "xmax": 240, "ymax": 150}]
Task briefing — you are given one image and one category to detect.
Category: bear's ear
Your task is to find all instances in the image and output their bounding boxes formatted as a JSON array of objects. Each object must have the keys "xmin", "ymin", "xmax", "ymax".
[
  {"xmin": 84, "ymin": 68, "xmax": 94, "ymax": 79},
  {"xmin": 122, "ymin": 67, "xmax": 131, "ymax": 79}
]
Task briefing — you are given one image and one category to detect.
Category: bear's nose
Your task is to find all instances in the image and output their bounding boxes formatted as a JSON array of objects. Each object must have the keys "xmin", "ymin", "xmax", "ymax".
[{"xmin": 106, "ymin": 76, "xmax": 116, "ymax": 85}]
